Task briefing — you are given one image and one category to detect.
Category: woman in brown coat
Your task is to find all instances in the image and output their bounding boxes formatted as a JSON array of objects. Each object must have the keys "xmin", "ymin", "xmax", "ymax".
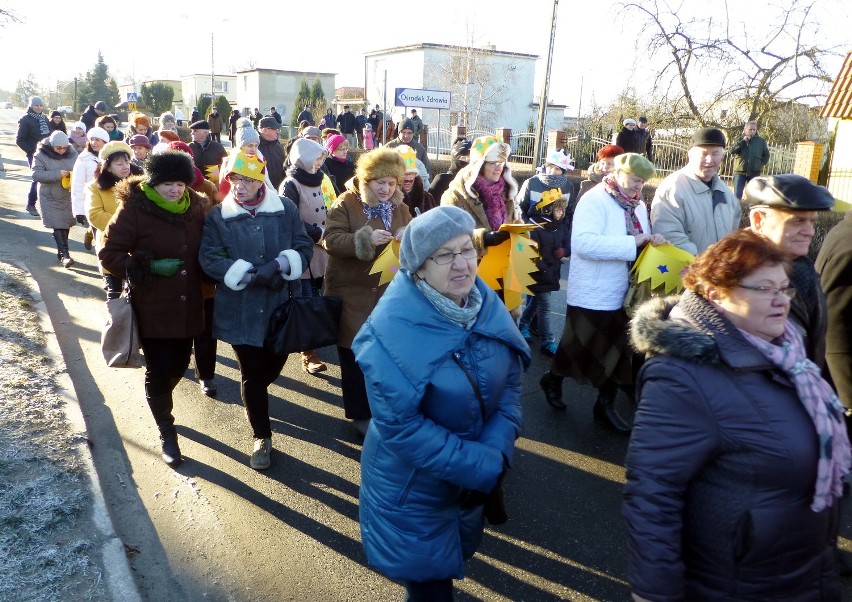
[
  {"xmin": 99, "ymin": 150, "xmax": 208, "ymax": 468},
  {"xmin": 322, "ymin": 148, "xmax": 412, "ymax": 436}
]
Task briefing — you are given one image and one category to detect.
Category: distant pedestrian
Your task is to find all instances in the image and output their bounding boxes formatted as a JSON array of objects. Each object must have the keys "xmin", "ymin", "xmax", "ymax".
[
  {"xmin": 355, "ymin": 108, "xmax": 368, "ymax": 149},
  {"xmin": 386, "ymin": 119, "xmax": 430, "ymax": 171},
  {"xmin": 188, "ymin": 120, "xmax": 228, "ymax": 183},
  {"xmin": 297, "ymin": 104, "xmax": 314, "ymax": 126},
  {"xmin": 48, "ymin": 111, "xmax": 67, "ymax": 134},
  {"xmin": 409, "ymin": 108, "xmax": 423, "ymax": 139},
  {"xmin": 80, "ymin": 100, "xmax": 107, "ymax": 131},
  {"xmin": 207, "ymin": 107, "xmax": 224, "ymax": 143},
  {"xmin": 730, "ymin": 120, "xmax": 771, "ymax": 199},
  {"xmin": 319, "ymin": 108, "xmax": 334, "ymax": 129},
  {"xmin": 336, "ymin": 106, "xmax": 357, "ymax": 148},
  {"xmin": 174, "ymin": 107, "xmax": 184, "ymax": 127},
  {"xmin": 16, "ymin": 95, "xmax": 51, "ymax": 216},
  {"xmin": 636, "ymin": 116, "xmax": 654, "ymax": 162},
  {"xmin": 250, "ymin": 107, "xmax": 263, "ymax": 128},
  {"xmin": 228, "ymin": 109, "xmax": 241, "ymax": 145},
  {"xmin": 68, "ymin": 121, "xmax": 87, "ymax": 154},
  {"xmin": 96, "ymin": 115, "xmax": 122, "ymax": 141},
  {"xmin": 322, "ymin": 134, "xmax": 356, "ymax": 195},
  {"xmin": 32, "ymin": 131, "xmax": 78, "ymax": 267},
  {"xmin": 268, "ymin": 106, "xmax": 282, "ymax": 125},
  {"xmin": 615, "ymin": 118, "xmax": 643, "ymax": 154},
  {"xmin": 71, "ymin": 126, "xmax": 110, "ymax": 250},
  {"xmin": 190, "ymin": 107, "xmax": 200, "ymax": 123},
  {"xmin": 258, "ymin": 116, "xmax": 286, "ymax": 190}
]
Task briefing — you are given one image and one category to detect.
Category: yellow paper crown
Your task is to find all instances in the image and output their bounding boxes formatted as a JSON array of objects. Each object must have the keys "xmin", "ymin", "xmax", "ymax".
[
  {"xmin": 228, "ymin": 150, "xmax": 266, "ymax": 182},
  {"xmin": 631, "ymin": 243, "xmax": 695, "ymax": 294},
  {"xmin": 536, "ymin": 188, "xmax": 563, "ymax": 210},
  {"xmin": 396, "ymin": 145, "xmax": 418, "ymax": 173},
  {"xmin": 471, "ymin": 136, "xmax": 511, "ymax": 163}
]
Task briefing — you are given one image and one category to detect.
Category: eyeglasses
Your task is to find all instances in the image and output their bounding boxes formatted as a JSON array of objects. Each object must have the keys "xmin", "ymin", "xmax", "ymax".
[
  {"xmin": 737, "ymin": 284, "xmax": 797, "ymax": 299},
  {"xmin": 485, "ymin": 161, "xmax": 505, "ymax": 168},
  {"xmin": 428, "ymin": 247, "xmax": 477, "ymax": 265}
]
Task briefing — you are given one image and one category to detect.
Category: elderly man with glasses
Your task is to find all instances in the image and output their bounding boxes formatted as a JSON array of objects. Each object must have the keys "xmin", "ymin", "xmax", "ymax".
[{"xmin": 650, "ymin": 127, "xmax": 740, "ymax": 255}]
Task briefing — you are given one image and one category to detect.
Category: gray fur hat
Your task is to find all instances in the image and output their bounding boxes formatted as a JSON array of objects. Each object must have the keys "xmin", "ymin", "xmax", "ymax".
[{"xmin": 399, "ymin": 206, "xmax": 475, "ymax": 272}]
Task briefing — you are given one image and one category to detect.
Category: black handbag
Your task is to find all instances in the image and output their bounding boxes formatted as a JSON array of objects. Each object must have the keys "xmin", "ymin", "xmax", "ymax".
[
  {"xmin": 452, "ymin": 353, "xmax": 509, "ymax": 526},
  {"xmin": 264, "ymin": 275, "xmax": 342, "ymax": 356}
]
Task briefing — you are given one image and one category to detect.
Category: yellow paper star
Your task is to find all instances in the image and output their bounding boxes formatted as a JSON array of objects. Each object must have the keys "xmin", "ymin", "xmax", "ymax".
[
  {"xmin": 477, "ymin": 227, "xmax": 540, "ymax": 310},
  {"xmin": 632, "ymin": 243, "xmax": 695, "ymax": 294},
  {"xmin": 369, "ymin": 239, "xmax": 401, "ymax": 286}
]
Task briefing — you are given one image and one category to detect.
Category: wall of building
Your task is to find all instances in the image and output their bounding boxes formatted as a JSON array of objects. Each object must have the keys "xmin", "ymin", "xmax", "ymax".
[{"xmin": 235, "ymin": 71, "xmax": 336, "ymax": 125}]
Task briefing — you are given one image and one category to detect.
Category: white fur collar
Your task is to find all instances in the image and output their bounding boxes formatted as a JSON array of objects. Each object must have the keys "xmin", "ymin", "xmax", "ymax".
[{"xmin": 220, "ymin": 183, "xmax": 284, "ymax": 219}]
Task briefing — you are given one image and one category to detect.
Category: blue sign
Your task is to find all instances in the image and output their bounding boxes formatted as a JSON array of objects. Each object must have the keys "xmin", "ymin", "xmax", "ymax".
[
  {"xmin": 394, "ymin": 88, "xmax": 451, "ymax": 110},
  {"xmin": 126, "ymin": 92, "xmax": 138, "ymax": 102}
]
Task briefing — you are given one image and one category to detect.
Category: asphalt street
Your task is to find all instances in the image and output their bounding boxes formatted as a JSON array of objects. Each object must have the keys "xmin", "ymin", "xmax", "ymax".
[{"xmin": 2, "ymin": 108, "xmax": 851, "ymax": 601}]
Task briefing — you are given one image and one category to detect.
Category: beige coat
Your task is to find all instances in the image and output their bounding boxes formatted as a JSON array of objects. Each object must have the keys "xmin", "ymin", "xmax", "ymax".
[{"xmin": 322, "ymin": 178, "xmax": 412, "ymax": 348}]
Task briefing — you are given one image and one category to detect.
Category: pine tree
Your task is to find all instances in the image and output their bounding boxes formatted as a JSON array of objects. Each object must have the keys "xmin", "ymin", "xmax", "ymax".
[
  {"xmin": 291, "ymin": 80, "xmax": 311, "ymax": 125},
  {"xmin": 76, "ymin": 52, "xmax": 119, "ymax": 111},
  {"xmin": 310, "ymin": 79, "xmax": 326, "ymax": 114}
]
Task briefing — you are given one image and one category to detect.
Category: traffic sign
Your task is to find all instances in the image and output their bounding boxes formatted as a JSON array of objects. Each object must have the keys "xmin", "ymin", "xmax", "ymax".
[
  {"xmin": 128, "ymin": 102, "xmax": 137, "ymax": 112},
  {"xmin": 126, "ymin": 92, "xmax": 138, "ymax": 102},
  {"xmin": 394, "ymin": 88, "xmax": 451, "ymax": 110}
]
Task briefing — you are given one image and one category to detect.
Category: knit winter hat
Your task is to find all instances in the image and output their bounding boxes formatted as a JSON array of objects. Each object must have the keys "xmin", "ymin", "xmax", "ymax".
[
  {"xmin": 71, "ymin": 121, "xmax": 86, "ymax": 132},
  {"xmin": 400, "ymin": 119, "xmax": 416, "ymax": 132},
  {"xmin": 94, "ymin": 101, "xmax": 107, "ymax": 111},
  {"xmin": 226, "ymin": 149, "xmax": 267, "ymax": 182},
  {"xmin": 692, "ymin": 127, "xmax": 726, "ymax": 147},
  {"xmin": 470, "ymin": 136, "xmax": 511, "ymax": 163},
  {"xmin": 86, "ymin": 127, "xmax": 110, "ymax": 143},
  {"xmin": 300, "ymin": 126, "xmax": 321, "ymax": 139},
  {"xmin": 48, "ymin": 131, "xmax": 70, "ymax": 147},
  {"xmin": 356, "ymin": 147, "xmax": 405, "ymax": 185},
  {"xmin": 50, "ymin": 110, "xmax": 62, "ymax": 119},
  {"xmin": 325, "ymin": 134, "xmax": 347, "ymax": 155},
  {"xmin": 130, "ymin": 113, "xmax": 150, "ymax": 129},
  {"xmin": 234, "ymin": 118, "xmax": 260, "ymax": 149},
  {"xmin": 259, "ymin": 116, "xmax": 280, "ymax": 129},
  {"xmin": 395, "ymin": 145, "xmax": 418, "ymax": 173},
  {"xmin": 167, "ymin": 141, "xmax": 194, "ymax": 157},
  {"xmin": 99, "ymin": 141, "xmax": 133, "ymax": 162},
  {"xmin": 128, "ymin": 134, "xmax": 152, "ymax": 149},
  {"xmin": 28, "ymin": 96, "xmax": 43, "ymax": 108},
  {"xmin": 145, "ymin": 150, "xmax": 196, "ymax": 186},
  {"xmin": 399, "ymin": 205, "xmax": 475, "ymax": 272},
  {"xmin": 613, "ymin": 152, "xmax": 655, "ymax": 181},
  {"xmin": 289, "ymin": 138, "xmax": 326, "ymax": 172}
]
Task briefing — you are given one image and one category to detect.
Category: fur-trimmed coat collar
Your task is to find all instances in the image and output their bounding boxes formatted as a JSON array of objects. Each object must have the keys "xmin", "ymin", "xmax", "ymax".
[
  {"xmin": 345, "ymin": 176, "xmax": 404, "ymax": 208},
  {"xmin": 630, "ymin": 290, "xmax": 776, "ymax": 371},
  {"xmin": 219, "ymin": 183, "xmax": 285, "ymax": 219},
  {"xmin": 455, "ymin": 160, "xmax": 519, "ymax": 200},
  {"xmin": 114, "ymin": 175, "xmax": 207, "ymax": 225}
]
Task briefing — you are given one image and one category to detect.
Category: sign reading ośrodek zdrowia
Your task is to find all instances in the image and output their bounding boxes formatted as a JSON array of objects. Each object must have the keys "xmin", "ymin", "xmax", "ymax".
[{"xmin": 394, "ymin": 88, "xmax": 451, "ymax": 110}]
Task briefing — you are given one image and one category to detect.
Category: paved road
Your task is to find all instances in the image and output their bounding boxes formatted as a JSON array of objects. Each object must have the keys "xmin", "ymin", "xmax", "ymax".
[{"xmin": 2, "ymin": 109, "xmax": 851, "ymax": 601}]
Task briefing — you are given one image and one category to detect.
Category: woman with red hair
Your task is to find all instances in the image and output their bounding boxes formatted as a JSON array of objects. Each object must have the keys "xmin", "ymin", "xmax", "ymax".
[{"xmin": 577, "ymin": 144, "xmax": 625, "ymax": 201}]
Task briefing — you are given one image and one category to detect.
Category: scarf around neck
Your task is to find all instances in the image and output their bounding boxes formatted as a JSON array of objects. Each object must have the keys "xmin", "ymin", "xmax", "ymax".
[
  {"xmin": 362, "ymin": 199, "xmax": 393, "ymax": 230},
  {"xmin": 473, "ymin": 176, "xmax": 507, "ymax": 230},
  {"xmin": 538, "ymin": 172, "xmax": 568, "ymax": 189},
  {"xmin": 410, "ymin": 270, "xmax": 482, "ymax": 330},
  {"xmin": 141, "ymin": 182, "xmax": 190, "ymax": 214},
  {"xmin": 603, "ymin": 174, "xmax": 643, "ymax": 235},
  {"xmin": 739, "ymin": 321, "xmax": 851, "ymax": 512}
]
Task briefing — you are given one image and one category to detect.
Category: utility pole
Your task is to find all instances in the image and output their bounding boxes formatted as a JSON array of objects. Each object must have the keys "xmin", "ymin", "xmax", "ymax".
[
  {"xmin": 533, "ymin": 0, "xmax": 558, "ymax": 167},
  {"xmin": 211, "ymin": 33, "xmax": 215, "ymax": 104}
]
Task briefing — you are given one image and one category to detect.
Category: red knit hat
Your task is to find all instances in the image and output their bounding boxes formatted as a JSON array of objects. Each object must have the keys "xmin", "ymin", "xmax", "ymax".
[
  {"xmin": 158, "ymin": 130, "xmax": 180, "ymax": 143},
  {"xmin": 167, "ymin": 140, "xmax": 194, "ymax": 157}
]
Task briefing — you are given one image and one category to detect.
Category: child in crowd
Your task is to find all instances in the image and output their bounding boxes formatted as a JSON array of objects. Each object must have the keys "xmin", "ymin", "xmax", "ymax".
[
  {"xmin": 128, "ymin": 134, "xmax": 152, "ymax": 169},
  {"xmin": 68, "ymin": 121, "xmax": 88, "ymax": 153},
  {"xmin": 96, "ymin": 115, "xmax": 123, "ymax": 141}
]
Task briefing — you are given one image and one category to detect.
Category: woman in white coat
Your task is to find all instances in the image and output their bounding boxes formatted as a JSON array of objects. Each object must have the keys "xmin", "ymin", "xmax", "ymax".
[
  {"xmin": 70, "ymin": 126, "xmax": 110, "ymax": 249},
  {"xmin": 539, "ymin": 153, "xmax": 665, "ymax": 432}
]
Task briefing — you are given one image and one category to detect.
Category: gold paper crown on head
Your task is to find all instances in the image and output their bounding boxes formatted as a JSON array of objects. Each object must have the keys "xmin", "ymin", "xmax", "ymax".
[
  {"xmin": 536, "ymin": 188, "xmax": 563, "ymax": 209},
  {"xmin": 396, "ymin": 145, "xmax": 418, "ymax": 173},
  {"xmin": 228, "ymin": 150, "xmax": 267, "ymax": 182}
]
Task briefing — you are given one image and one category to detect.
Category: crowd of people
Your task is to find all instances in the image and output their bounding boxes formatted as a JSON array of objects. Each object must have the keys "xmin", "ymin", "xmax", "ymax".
[{"xmin": 14, "ymin": 95, "xmax": 852, "ymax": 600}]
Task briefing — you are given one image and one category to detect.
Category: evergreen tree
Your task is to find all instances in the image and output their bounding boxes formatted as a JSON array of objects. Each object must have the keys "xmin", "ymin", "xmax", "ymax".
[
  {"xmin": 291, "ymin": 80, "xmax": 311, "ymax": 125},
  {"xmin": 76, "ymin": 52, "xmax": 119, "ymax": 111},
  {"xmin": 310, "ymin": 79, "xmax": 326, "ymax": 113},
  {"xmin": 14, "ymin": 73, "xmax": 39, "ymax": 106},
  {"xmin": 140, "ymin": 82, "xmax": 175, "ymax": 115}
]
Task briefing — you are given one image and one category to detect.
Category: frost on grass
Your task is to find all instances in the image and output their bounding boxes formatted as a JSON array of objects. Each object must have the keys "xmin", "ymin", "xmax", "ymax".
[{"xmin": 0, "ymin": 264, "xmax": 110, "ymax": 601}]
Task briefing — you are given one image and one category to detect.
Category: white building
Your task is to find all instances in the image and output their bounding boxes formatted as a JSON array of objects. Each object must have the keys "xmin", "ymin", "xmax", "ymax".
[
  {"xmin": 365, "ymin": 43, "xmax": 542, "ymax": 136},
  {"xmin": 235, "ymin": 69, "xmax": 336, "ymax": 126},
  {"xmin": 181, "ymin": 74, "xmax": 237, "ymax": 112}
]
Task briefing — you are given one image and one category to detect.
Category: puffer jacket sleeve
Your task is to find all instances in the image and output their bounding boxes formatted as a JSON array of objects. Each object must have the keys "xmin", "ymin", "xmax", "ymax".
[
  {"xmin": 356, "ymin": 324, "xmax": 506, "ymax": 493},
  {"xmin": 572, "ymin": 191, "xmax": 638, "ymax": 262},
  {"xmin": 321, "ymin": 196, "xmax": 360, "ymax": 259},
  {"xmin": 73, "ymin": 155, "xmax": 96, "ymax": 217},
  {"xmin": 623, "ymin": 359, "xmax": 721, "ymax": 602},
  {"xmin": 475, "ymin": 351, "xmax": 523, "ymax": 467}
]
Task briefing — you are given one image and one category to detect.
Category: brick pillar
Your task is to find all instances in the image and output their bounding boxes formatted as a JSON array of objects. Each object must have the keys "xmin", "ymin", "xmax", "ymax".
[
  {"xmin": 451, "ymin": 125, "xmax": 466, "ymax": 141},
  {"xmin": 495, "ymin": 128, "xmax": 512, "ymax": 144},
  {"xmin": 793, "ymin": 141, "xmax": 824, "ymax": 183},
  {"xmin": 547, "ymin": 130, "xmax": 567, "ymax": 156}
]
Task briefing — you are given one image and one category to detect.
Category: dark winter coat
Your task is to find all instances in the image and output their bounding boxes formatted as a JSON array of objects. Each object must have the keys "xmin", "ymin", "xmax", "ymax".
[
  {"xmin": 98, "ymin": 177, "xmax": 208, "ymax": 340},
  {"xmin": 401, "ymin": 176, "xmax": 436, "ymax": 216},
  {"xmin": 207, "ymin": 111, "xmax": 223, "ymax": 134},
  {"xmin": 81, "ymin": 105, "xmax": 98, "ymax": 131},
  {"xmin": 259, "ymin": 138, "xmax": 286, "ymax": 191},
  {"xmin": 199, "ymin": 184, "xmax": 313, "ymax": 347},
  {"xmin": 323, "ymin": 156, "xmax": 356, "ymax": 195},
  {"xmin": 32, "ymin": 142, "xmax": 78, "ymax": 229},
  {"xmin": 625, "ymin": 291, "xmax": 841, "ymax": 602},
  {"xmin": 635, "ymin": 127, "xmax": 654, "ymax": 161},
  {"xmin": 615, "ymin": 127, "xmax": 643, "ymax": 154},
  {"xmin": 188, "ymin": 138, "xmax": 228, "ymax": 183},
  {"xmin": 352, "ymin": 274, "xmax": 530, "ymax": 582},
  {"xmin": 730, "ymin": 134, "xmax": 770, "ymax": 175},
  {"xmin": 16, "ymin": 109, "xmax": 50, "ymax": 156},
  {"xmin": 789, "ymin": 255, "xmax": 827, "ymax": 368},
  {"xmin": 526, "ymin": 215, "xmax": 568, "ymax": 293},
  {"xmin": 335, "ymin": 110, "xmax": 356, "ymax": 134},
  {"xmin": 816, "ymin": 212, "xmax": 852, "ymax": 360},
  {"xmin": 297, "ymin": 109, "xmax": 314, "ymax": 126}
]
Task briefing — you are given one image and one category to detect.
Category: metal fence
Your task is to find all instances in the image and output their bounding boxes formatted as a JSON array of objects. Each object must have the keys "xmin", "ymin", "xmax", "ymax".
[{"xmin": 828, "ymin": 169, "xmax": 852, "ymax": 205}]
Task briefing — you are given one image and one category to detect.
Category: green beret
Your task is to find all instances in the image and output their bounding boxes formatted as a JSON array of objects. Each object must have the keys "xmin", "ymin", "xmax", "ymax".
[{"xmin": 613, "ymin": 152, "xmax": 655, "ymax": 181}]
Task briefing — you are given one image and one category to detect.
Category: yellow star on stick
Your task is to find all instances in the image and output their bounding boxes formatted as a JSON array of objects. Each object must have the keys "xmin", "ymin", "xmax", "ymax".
[
  {"xmin": 369, "ymin": 239, "xmax": 401, "ymax": 286},
  {"xmin": 477, "ymin": 224, "xmax": 540, "ymax": 311},
  {"xmin": 631, "ymin": 243, "xmax": 694, "ymax": 294}
]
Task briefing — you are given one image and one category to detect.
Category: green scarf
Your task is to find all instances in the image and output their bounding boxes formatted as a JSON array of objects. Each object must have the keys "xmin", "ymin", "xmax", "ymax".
[{"xmin": 141, "ymin": 182, "xmax": 191, "ymax": 214}]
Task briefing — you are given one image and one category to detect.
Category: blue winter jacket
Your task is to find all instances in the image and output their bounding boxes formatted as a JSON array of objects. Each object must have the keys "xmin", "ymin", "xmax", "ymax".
[
  {"xmin": 353, "ymin": 274, "xmax": 531, "ymax": 581},
  {"xmin": 199, "ymin": 185, "xmax": 313, "ymax": 347}
]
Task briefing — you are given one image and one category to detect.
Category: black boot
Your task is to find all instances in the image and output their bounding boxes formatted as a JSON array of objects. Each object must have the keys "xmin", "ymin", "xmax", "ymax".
[
  {"xmin": 159, "ymin": 427, "xmax": 183, "ymax": 468},
  {"xmin": 593, "ymin": 394, "xmax": 631, "ymax": 433},
  {"xmin": 56, "ymin": 229, "xmax": 74, "ymax": 268},
  {"xmin": 540, "ymin": 371, "xmax": 566, "ymax": 410}
]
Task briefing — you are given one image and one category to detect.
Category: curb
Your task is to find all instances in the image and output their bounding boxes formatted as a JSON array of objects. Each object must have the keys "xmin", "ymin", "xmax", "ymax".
[{"xmin": 20, "ymin": 261, "xmax": 142, "ymax": 602}]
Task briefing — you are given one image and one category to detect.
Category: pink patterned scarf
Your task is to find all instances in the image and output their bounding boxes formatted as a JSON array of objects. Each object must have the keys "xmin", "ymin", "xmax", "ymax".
[
  {"xmin": 739, "ymin": 321, "xmax": 851, "ymax": 512},
  {"xmin": 473, "ymin": 176, "xmax": 508, "ymax": 230},
  {"xmin": 603, "ymin": 174, "xmax": 643, "ymax": 235}
]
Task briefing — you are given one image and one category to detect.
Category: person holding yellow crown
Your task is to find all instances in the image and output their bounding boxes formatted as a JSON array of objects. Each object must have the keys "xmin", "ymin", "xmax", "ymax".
[
  {"xmin": 395, "ymin": 144, "xmax": 436, "ymax": 215},
  {"xmin": 200, "ymin": 149, "xmax": 314, "ymax": 470}
]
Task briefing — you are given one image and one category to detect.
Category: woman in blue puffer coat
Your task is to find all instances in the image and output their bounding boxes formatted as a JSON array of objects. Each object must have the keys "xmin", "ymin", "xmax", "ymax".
[{"xmin": 353, "ymin": 206, "xmax": 530, "ymax": 601}]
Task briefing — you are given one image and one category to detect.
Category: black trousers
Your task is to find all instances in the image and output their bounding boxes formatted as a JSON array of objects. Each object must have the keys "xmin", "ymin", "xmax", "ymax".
[
  {"xmin": 403, "ymin": 579, "xmax": 453, "ymax": 601},
  {"xmin": 140, "ymin": 337, "xmax": 194, "ymax": 428},
  {"xmin": 193, "ymin": 297, "xmax": 217, "ymax": 381},
  {"xmin": 26, "ymin": 153, "xmax": 37, "ymax": 206},
  {"xmin": 337, "ymin": 346, "xmax": 371, "ymax": 420},
  {"xmin": 232, "ymin": 344, "xmax": 287, "ymax": 439},
  {"xmin": 103, "ymin": 274, "xmax": 123, "ymax": 300}
]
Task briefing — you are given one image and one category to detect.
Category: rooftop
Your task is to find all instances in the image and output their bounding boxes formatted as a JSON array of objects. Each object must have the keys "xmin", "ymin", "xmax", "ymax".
[{"xmin": 821, "ymin": 51, "xmax": 852, "ymax": 119}]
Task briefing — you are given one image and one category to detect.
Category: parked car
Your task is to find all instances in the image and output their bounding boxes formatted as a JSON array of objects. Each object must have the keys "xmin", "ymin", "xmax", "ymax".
[
  {"xmin": 56, "ymin": 105, "xmax": 73, "ymax": 114},
  {"xmin": 2, "ymin": 102, "xmax": 12, "ymax": 109}
]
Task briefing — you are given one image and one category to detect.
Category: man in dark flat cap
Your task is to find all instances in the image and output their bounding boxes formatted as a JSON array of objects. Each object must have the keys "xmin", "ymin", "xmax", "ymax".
[
  {"xmin": 189, "ymin": 120, "xmax": 227, "ymax": 182},
  {"xmin": 747, "ymin": 174, "xmax": 835, "ymax": 366},
  {"xmin": 651, "ymin": 127, "xmax": 740, "ymax": 255}
]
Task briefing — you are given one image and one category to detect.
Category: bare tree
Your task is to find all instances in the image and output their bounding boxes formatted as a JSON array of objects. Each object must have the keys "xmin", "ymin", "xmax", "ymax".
[
  {"xmin": 622, "ymin": 0, "xmax": 840, "ymax": 140},
  {"xmin": 0, "ymin": 8, "xmax": 20, "ymax": 27}
]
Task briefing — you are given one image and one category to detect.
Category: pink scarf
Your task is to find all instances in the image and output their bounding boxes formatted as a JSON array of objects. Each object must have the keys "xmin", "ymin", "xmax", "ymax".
[
  {"xmin": 473, "ymin": 176, "xmax": 507, "ymax": 230},
  {"xmin": 603, "ymin": 174, "xmax": 643, "ymax": 235},
  {"xmin": 740, "ymin": 321, "xmax": 851, "ymax": 512}
]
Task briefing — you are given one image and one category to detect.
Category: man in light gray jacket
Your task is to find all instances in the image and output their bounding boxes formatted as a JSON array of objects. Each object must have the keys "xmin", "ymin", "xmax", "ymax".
[{"xmin": 650, "ymin": 128, "xmax": 741, "ymax": 255}]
